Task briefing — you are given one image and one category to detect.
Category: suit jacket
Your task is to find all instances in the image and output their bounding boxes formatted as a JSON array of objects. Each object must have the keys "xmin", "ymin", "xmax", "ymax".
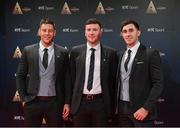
[
  {"xmin": 16, "ymin": 43, "xmax": 71, "ymax": 108},
  {"xmin": 115, "ymin": 44, "xmax": 163, "ymax": 120},
  {"xmin": 70, "ymin": 44, "xmax": 118, "ymax": 117}
]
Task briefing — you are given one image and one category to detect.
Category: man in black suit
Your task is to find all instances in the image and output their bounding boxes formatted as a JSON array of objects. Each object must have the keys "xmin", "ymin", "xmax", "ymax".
[
  {"xmin": 70, "ymin": 18, "xmax": 118, "ymax": 126},
  {"xmin": 16, "ymin": 18, "xmax": 71, "ymax": 126},
  {"xmin": 115, "ymin": 20, "xmax": 163, "ymax": 126}
]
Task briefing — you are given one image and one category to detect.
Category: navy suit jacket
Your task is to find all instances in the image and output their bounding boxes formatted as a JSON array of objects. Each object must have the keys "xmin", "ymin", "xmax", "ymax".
[
  {"xmin": 70, "ymin": 44, "xmax": 118, "ymax": 118},
  {"xmin": 16, "ymin": 43, "xmax": 71, "ymax": 108},
  {"xmin": 115, "ymin": 44, "xmax": 163, "ymax": 120}
]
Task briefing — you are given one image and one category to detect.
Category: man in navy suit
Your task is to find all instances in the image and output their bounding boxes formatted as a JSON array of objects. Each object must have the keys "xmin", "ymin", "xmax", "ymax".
[
  {"xmin": 70, "ymin": 18, "xmax": 118, "ymax": 126},
  {"xmin": 115, "ymin": 20, "xmax": 163, "ymax": 126},
  {"xmin": 16, "ymin": 18, "xmax": 71, "ymax": 126}
]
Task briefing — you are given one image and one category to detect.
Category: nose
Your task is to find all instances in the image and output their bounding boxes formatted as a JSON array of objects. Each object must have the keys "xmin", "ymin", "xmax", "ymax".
[
  {"xmin": 44, "ymin": 31, "xmax": 49, "ymax": 34},
  {"xmin": 90, "ymin": 30, "xmax": 95, "ymax": 35},
  {"xmin": 125, "ymin": 31, "xmax": 132, "ymax": 36}
]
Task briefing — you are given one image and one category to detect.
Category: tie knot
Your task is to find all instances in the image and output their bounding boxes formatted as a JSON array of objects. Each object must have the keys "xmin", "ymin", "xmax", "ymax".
[
  {"xmin": 44, "ymin": 48, "xmax": 48, "ymax": 52},
  {"xmin": 90, "ymin": 48, "xmax": 96, "ymax": 53},
  {"xmin": 128, "ymin": 49, "xmax": 131, "ymax": 55}
]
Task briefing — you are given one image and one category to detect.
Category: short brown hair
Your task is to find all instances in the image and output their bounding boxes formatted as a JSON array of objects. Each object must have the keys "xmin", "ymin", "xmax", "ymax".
[
  {"xmin": 85, "ymin": 18, "xmax": 102, "ymax": 29},
  {"xmin": 39, "ymin": 18, "xmax": 56, "ymax": 30},
  {"xmin": 120, "ymin": 20, "xmax": 140, "ymax": 31}
]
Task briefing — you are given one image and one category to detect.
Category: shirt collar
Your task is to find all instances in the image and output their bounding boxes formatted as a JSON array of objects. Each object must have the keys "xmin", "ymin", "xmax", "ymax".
[
  {"xmin": 86, "ymin": 42, "xmax": 100, "ymax": 51},
  {"xmin": 126, "ymin": 41, "xmax": 140, "ymax": 54},
  {"xmin": 39, "ymin": 41, "xmax": 54, "ymax": 52}
]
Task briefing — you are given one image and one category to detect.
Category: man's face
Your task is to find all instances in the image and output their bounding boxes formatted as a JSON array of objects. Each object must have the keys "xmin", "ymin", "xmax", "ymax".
[
  {"xmin": 38, "ymin": 24, "xmax": 56, "ymax": 46},
  {"xmin": 85, "ymin": 24, "xmax": 102, "ymax": 45},
  {"xmin": 121, "ymin": 23, "xmax": 140, "ymax": 48}
]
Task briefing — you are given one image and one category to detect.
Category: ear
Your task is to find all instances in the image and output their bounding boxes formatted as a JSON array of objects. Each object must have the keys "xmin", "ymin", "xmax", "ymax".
[
  {"xmin": 85, "ymin": 32, "xmax": 87, "ymax": 37},
  {"xmin": 54, "ymin": 30, "xmax": 56, "ymax": 37},
  {"xmin": 120, "ymin": 32, "xmax": 122, "ymax": 37},
  {"xmin": 37, "ymin": 28, "xmax": 40, "ymax": 36},
  {"xmin": 138, "ymin": 30, "xmax": 141, "ymax": 36},
  {"xmin": 100, "ymin": 28, "xmax": 103, "ymax": 36}
]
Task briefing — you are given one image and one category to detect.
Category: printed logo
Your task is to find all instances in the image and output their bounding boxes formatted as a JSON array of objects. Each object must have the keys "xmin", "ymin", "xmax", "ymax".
[
  {"xmin": 38, "ymin": 5, "xmax": 54, "ymax": 11},
  {"xmin": 105, "ymin": 7, "xmax": 114, "ymax": 12},
  {"xmin": 102, "ymin": 28, "xmax": 113, "ymax": 33},
  {"xmin": 12, "ymin": 90, "xmax": 21, "ymax": 102},
  {"xmin": 71, "ymin": 7, "xmax": 80, "ymax": 12},
  {"xmin": 62, "ymin": 28, "xmax": 79, "ymax": 33},
  {"xmin": 95, "ymin": 1, "xmax": 106, "ymax": 14},
  {"xmin": 42, "ymin": 118, "xmax": 46, "ymax": 124},
  {"xmin": 12, "ymin": 2, "xmax": 23, "ymax": 15},
  {"xmin": 14, "ymin": 115, "xmax": 24, "ymax": 120},
  {"xmin": 13, "ymin": 46, "xmax": 22, "ymax": 59},
  {"xmin": 61, "ymin": 2, "xmax": 71, "ymax": 15},
  {"xmin": 146, "ymin": 1, "xmax": 157, "ymax": 14},
  {"xmin": 147, "ymin": 27, "xmax": 165, "ymax": 32}
]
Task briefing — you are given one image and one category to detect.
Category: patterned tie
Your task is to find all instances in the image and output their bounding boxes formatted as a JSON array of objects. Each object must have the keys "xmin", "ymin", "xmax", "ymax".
[
  {"xmin": 124, "ymin": 49, "xmax": 131, "ymax": 72},
  {"xmin": 87, "ymin": 48, "xmax": 96, "ymax": 91},
  {"xmin": 42, "ymin": 48, "xmax": 48, "ymax": 69}
]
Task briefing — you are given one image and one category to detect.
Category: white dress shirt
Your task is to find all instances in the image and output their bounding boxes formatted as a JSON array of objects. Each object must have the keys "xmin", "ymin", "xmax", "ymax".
[
  {"xmin": 120, "ymin": 41, "xmax": 140, "ymax": 101},
  {"xmin": 39, "ymin": 41, "xmax": 54, "ymax": 66},
  {"xmin": 83, "ymin": 42, "xmax": 102, "ymax": 94}
]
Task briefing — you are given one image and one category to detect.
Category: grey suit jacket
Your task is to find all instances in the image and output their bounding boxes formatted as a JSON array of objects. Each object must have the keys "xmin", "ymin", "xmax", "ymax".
[
  {"xmin": 16, "ymin": 43, "xmax": 71, "ymax": 107},
  {"xmin": 115, "ymin": 44, "xmax": 163, "ymax": 120},
  {"xmin": 70, "ymin": 44, "xmax": 118, "ymax": 117}
]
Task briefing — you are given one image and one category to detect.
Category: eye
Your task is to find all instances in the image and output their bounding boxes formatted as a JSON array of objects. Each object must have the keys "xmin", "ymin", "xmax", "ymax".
[
  {"xmin": 93, "ymin": 28, "xmax": 98, "ymax": 31},
  {"xmin": 86, "ymin": 28, "xmax": 91, "ymax": 31},
  {"xmin": 42, "ymin": 29, "xmax": 46, "ymax": 32},
  {"xmin": 48, "ymin": 29, "xmax": 54, "ymax": 33},
  {"xmin": 122, "ymin": 30, "xmax": 127, "ymax": 33},
  {"xmin": 129, "ymin": 28, "xmax": 134, "ymax": 32}
]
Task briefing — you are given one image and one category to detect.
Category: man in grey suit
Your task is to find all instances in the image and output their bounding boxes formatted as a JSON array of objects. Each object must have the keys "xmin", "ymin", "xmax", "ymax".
[
  {"xmin": 70, "ymin": 18, "xmax": 118, "ymax": 126},
  {"xmin": 115, "ymin": 20, "xmax": 163, "ymax": 126},
  {"xmin": 16, "ymin": 18, "xmax": 71, "ymax": 126}
]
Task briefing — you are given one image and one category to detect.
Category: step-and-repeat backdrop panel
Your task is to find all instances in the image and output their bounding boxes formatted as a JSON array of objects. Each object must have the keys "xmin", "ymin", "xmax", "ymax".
[{"xmin": 1, "ymin": 0, "xmax": 180, "ymax": 126}]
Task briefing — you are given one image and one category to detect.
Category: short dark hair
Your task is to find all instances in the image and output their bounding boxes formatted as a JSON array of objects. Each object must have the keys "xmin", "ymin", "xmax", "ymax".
[
  {"xmin": 120, "ymin": 20, "xmax": 140, "ymax": 31},
  {"xmin": 85, "ymin": 18, "xmax": 102, "ymax": 29},
  {"xmin": 39, "ymin": 18, "xmax": 56, "ymax": 30}
]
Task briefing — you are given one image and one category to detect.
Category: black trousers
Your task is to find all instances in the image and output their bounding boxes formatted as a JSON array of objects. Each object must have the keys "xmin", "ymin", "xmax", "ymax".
[
  {"xmin": 73, "ymin": 96, "xmax": 108, "ymax": 127},
  {"xmin": 24, "ymin": 97, "xmax": 62, "ymax": 127},
  {"xmin": 117, "ymin": 100, "xmax": 154, "ymax": 127}
]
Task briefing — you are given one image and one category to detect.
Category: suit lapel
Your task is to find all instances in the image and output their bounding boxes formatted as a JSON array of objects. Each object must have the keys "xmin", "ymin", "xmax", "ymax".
[
  {"xmin": 80, "ymin": 45, "xmax": 86, "ymax": 83},
  {"xmin": 33, "ymin": 44, "xmax": 39, "ymax": 77},
  {"xmin": 54, "ymin": 44, "xmax": 62, "ymax": 78},
  {"xmin": 130, "ymin": 44, "xmax": 145, "ymax": 76},
  {"xmin": 117, "ymin": 50, "xmax": 124, "ymax": 78},
  {"xmin": 54, "ymin": 44, "xmax": 58, "ymax": 77},
  {"xmin": 116, "ymin": 50, "xmax": 125, "ymax": 102},
  {"xmin": 100, "ymin": 45, "xmax": 105, "ymax": 76}
]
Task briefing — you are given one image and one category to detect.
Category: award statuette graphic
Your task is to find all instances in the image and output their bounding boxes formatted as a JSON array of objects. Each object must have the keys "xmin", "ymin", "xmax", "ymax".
[
  {"xmin": 12, "ymin": 90, "xmax": 21, "ymax": 102},
  {"xmin": 95, "ymin": 1, "xmax": 106, "ymax": 14},
  {"xmin": 13, "ymin": 46, "xmax": 22, "ymax": 59},
  {"xmin": 146, "ymin": 1, "xmax": 157, "ymax": 14},
  {"xmin": 12, "ymin": 2, "xmax": 23, "ymax": 15},
  {"xmin": 42, "ymin": 118, "xmax": 46, "ymax": 124},
  {"xmin": 61, "ymin": 2, "xmax": 71, "ymax": 15}
]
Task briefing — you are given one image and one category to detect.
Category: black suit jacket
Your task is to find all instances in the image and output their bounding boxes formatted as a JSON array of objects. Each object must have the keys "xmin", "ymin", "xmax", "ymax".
[
  {"xmin": 16, "ymin": 43, "xmax": 71, "ymax": 108},
  {"xmin": 70, "ymin": 44, "xmax": 118, "ymax": 117},
  {"xmin": 115, "ymin": 44, "xmax": 163, "ymax": 120}
]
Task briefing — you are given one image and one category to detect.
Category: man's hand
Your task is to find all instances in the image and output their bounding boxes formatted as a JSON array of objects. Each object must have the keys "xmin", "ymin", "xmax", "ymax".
[
  {"xmin": 22, "ymin": 102, "xmax": 26, "ymax": 107},
  {"xmin": 62, "ymin": 104, "xmax": 70, "ymax": 120},
  {"xmin": 133, "ymin": 107, "xmax": 149, "ymax": 121}
]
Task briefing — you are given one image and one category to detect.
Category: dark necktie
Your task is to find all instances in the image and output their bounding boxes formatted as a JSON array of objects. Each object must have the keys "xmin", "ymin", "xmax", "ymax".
[
  {"xmin": 124, "ymin": 49, "xmax": 131, "ymax": 72},
  {"xmin": 42, "ymin": 48, "xmax": 48, "ymax": 69},
  {"xmin": 87, "ymin": 48, "xmax": 96, "ymax": 91}
]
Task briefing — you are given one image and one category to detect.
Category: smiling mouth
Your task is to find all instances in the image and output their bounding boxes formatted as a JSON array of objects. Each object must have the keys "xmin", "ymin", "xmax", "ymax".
[{"xmin": 44, "ymin": 37, "xmax": 51, "ymax": 39}]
